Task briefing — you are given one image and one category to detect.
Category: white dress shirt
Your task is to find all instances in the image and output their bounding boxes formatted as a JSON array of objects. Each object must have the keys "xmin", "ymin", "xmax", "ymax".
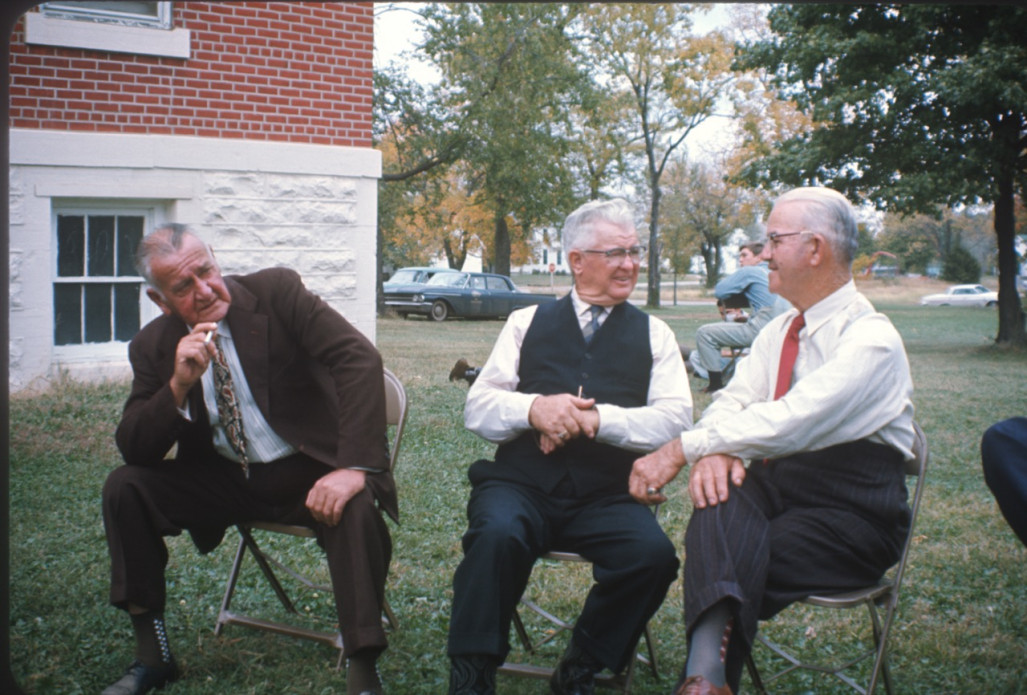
[
  {"xmin": 680, "ymin": 280, "xmax": 915, "ymax": 463},
  {"xmin": 465, "ymin": 288, "xmax": 693, "ymax": 452},
  {"xmin": 198, "ymin": 321, "xmax": 297, "ymax": 464}
]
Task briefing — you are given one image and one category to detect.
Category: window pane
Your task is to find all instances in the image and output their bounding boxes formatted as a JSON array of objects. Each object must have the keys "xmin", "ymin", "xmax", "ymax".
[
  {"xmin": 88, "ymin": 216, "xmax": 116, "ymax": 277},
  {"xmin": 54, "ymin": 284, "xmax": 82, "ymax": 345},
  {"xmin": 57, "ymin": 215, "xmax": 85, "ymax": 277},
  {"xmin": 85, "ymin": 284, "xmax": 113, "ymax": 343},
  {"xmin": 117, "ymin": 216, "xmax": 144, "ymax": 276},
  {"xmin": 114, "ymin": 284, "xmax": 141, "ymax": 341}
]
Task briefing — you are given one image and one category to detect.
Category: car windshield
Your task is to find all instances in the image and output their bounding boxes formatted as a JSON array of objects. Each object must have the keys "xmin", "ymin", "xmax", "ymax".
[
  {"xmin": 388, "ymin": 269, "xmax": 420, "ymax": 284},
  {"xmin": 426, "ymin": 272, "xmax": 468, "ymax": 288}
]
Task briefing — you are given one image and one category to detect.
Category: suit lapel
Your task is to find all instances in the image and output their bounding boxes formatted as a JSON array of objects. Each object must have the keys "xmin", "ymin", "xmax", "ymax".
[{"xmin": 224, "ymin": 277, "xmax": 271, "ymax": 420}]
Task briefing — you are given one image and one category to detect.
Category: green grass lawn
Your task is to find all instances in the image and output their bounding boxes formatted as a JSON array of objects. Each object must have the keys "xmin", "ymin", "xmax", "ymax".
[{"xmin": 9, "ymin": 285, "xmax": 1027, "ymax": 694}]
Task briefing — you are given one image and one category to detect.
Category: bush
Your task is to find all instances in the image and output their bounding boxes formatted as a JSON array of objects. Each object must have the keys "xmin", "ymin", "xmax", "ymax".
[{"xmin": 941, "ymin": 245, "xmax": 981, "ymax": 283}]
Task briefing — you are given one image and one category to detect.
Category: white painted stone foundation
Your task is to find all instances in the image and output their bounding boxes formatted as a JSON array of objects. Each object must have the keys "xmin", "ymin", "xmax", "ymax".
[{"xmin": 8, "ymin": 129, "xmax": 381, "ymax": 392}]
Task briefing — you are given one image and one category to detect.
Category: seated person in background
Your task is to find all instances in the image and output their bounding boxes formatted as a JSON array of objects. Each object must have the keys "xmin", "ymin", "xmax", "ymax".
[
  {"xmin": 688, "ymin": 241, "xmax": 789, "ymax": 393},
  {"xmin": 447, "ymin": 198, "xmax": 692, "ymax": 695},
  {"xmin": 630, "ymin": 187, "xmax": 916, "ymax": 695},
  {"xmin": 102, "ymin": 224, "xmax": 396, "ymax": 695},
  {"xmin": 982, "ymin": 417, "xmax": 1027, "ymax": 547}
]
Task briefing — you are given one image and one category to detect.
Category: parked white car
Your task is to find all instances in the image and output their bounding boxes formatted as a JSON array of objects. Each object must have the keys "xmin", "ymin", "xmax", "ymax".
[{"xmin": 920, "ymin": 284, "xmax": 998, "ymax": 307}]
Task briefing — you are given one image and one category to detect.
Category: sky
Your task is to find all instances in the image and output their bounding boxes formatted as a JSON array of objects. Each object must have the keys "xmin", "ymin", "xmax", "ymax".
[{"xmin": 372, "ymin": 3, "xmax": 737, "ymax": 154}]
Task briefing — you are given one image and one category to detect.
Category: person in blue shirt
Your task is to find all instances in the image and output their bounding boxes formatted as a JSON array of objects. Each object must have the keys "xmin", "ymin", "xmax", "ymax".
[{"xmin": 689, "ymin": 242, "xmax": 789, "ymax": 392}]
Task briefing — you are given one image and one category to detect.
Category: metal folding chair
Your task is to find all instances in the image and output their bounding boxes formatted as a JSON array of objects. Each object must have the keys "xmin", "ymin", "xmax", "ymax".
[
  {"xmin": 214, "ymin": 367, "xmax": 407, "ymax": 667},
  {"xmin": 498, "ymin": 509, "xmax": 664, "ymax": 693},
  {"xmin": 744, "ymin": 421, "xmax": 929, "ymax": 695}
]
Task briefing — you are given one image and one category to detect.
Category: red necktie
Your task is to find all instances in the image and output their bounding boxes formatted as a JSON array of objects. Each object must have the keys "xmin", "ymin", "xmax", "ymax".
[{"xmin": 774, "ymin": 313, "xmax": 805, "ymax": 399}]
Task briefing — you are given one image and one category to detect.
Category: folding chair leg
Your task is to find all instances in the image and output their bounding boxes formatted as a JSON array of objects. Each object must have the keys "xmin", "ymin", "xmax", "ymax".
[
  {"xmin": 745, "ymin": 652, "xmax": 769, "ymax": 695},
  {"xmin": 237, "ymin": 525, "xmax": 298, "ymax": 613}
]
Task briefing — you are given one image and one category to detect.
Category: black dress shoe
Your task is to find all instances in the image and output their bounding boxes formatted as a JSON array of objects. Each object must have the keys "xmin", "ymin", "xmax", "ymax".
[
  {"xmin": 102, "ymin": 659, "xmax": 180, "ymax": 695},
  {"xmin": 549, "ymin": 642, "xmax": 602, "ymax": 695}
]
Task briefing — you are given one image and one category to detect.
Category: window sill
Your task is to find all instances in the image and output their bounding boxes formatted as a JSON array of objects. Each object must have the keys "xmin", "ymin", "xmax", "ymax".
[{"xmin": 25, "ymin": 12, "xmax": 190, "ymax": 59}]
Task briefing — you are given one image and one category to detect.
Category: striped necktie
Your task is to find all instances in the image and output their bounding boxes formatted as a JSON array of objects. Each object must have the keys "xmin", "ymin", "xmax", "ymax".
[
  {"xmin": 211, "ymin": 337, "xmax": 249, "ymax": 477},
  {"xmin": 582, "ymin": 305, "xmax": 603, "ymax": 345}
]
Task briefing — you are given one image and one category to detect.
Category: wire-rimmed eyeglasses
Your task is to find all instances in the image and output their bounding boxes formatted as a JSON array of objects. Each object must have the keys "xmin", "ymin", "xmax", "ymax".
[
  {"xmin": 581, "ymin": 244, "xmax": 647, "ymax": 263},
  {"xmin": 761, "ymin": 231, "xmax": 806, "ymax": 248}
]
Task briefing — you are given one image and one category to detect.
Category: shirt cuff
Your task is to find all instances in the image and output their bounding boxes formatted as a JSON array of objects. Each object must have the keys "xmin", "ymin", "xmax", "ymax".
[{"xmin": 679, "ymin": 428, "xmax": 711, "ymax": 466}]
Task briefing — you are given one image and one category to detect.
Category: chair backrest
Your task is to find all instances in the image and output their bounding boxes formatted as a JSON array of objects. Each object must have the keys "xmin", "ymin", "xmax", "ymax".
[
  {"xmin": 892, "ymin": 421, "xmax": 929, "ymax": 596},
  {"xmin": 383, "ymin": 367, "xmax": 408, "ymax": 473}
]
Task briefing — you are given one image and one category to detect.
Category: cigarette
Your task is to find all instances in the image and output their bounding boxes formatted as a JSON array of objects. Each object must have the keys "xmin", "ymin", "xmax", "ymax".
[
  {"xmin": 578, "ymin": 385, "xmax": 583, "ymax": 398},
  {"xmin": 203, "ymin": 330, "xmax": 214, "ymax": 344}
]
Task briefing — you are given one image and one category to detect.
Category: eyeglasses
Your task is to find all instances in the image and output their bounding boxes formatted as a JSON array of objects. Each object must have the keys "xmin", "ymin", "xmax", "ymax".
[
  {"xmin": 581, "ymin": 244, "xmax": 647, "ymax": 263},
  {"xmin": 762, "ymin": 231, "xmax": 806, "ymax": 248}
]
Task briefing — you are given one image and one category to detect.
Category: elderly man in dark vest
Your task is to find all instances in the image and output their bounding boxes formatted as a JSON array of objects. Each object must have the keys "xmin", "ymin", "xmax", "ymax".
[{"xmin": 446, "ymin": 198, "xmax": 693, "ymax": 695}]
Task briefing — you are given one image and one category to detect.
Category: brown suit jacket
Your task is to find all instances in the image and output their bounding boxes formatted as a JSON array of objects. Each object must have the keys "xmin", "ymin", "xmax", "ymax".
[{"xmin": 115, "ymin": 267, "xmax": 398, "ymax": 549}]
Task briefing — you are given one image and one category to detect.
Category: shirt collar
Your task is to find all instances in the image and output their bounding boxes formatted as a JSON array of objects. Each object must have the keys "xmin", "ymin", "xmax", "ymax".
[
  {"xmin": 570, "ymin": 287, "xmax": 605, "ymax": 319},
  {"xmin": 802, "ymin": 279, "xmax": 858, "ymax": 335}
]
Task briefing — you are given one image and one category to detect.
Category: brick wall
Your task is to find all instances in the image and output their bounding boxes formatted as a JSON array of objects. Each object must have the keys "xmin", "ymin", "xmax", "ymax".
[{"xmin": 8, "ymin": 1, "xmax": 373, "ymax": 147}]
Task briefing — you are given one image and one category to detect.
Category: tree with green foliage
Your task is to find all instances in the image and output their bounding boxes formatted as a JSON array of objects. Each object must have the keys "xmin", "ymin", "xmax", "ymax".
[
  {"xmin": 415, "ymin": 3, "xmax": 590, "ymax": 277},
  {"xmin": 662, "ymin": 157, "xmax": 765, "ymax": 287},
  {"xmin": 737, "ymin": 3, "xmax": 1027, "ymax": 346},
  {"xmin": 942, "ymin": 245, "xmax": 982, "ymax": 285},
  {"xmin": 578, "ymin": 3, "xmax": 739, "ymax": 307}
]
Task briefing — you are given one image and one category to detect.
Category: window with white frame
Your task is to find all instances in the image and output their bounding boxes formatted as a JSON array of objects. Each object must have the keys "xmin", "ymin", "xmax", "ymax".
[
  {"xmin": 53, "ymin": 211, "xmax": 150, "ymax": 346},
  {"xmin": 40, "ymin": 1, "xmax": 172, "ymax": 29},
  {"xmin": 26, "ymin": 2, "xmax": 189, "ymax": 58}
]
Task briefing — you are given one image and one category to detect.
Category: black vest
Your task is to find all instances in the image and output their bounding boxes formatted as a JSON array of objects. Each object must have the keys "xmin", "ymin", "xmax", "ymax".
[{"xmin": 469, "ymin": 295, "xmax": 653, "ymax": 497}]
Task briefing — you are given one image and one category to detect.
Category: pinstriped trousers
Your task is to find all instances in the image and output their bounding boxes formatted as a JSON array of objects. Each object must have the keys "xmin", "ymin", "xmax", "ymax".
[{"xmin": 682, "ymin": 439, "xmax": 910, "ymax": 692}]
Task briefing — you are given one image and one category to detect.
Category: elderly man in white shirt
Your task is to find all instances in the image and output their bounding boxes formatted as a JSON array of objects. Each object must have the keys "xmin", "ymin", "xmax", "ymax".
[
  {"xmin": 447, "ymin": 198, "xmax": 692, "ymax": 695},
  {"xmin": 630, "ymin": 187, "xmax": 915, "ymax": 695}
]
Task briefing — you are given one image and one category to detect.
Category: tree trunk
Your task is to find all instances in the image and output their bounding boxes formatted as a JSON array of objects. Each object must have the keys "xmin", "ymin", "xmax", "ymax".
[
  {"xmin": 993, "ymin": 168, "xmax": 1026, "ymax": 346},
  {"xmin": 494, "ymin": 211, "xmax": 511, "ymax": 278},
  {"xmin": 647, "ymin": 186, "xmax": 662, "ymax": 308}
]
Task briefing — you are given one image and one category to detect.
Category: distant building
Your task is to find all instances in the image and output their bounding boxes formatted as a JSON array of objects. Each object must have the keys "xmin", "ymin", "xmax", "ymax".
[{"xmin": 8, "ymin": 2, "xmax": 380, "ymax": 391}]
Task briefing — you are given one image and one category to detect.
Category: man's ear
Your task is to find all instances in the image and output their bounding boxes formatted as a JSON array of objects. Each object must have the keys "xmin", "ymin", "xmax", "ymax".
[
  {"xmin": 808, "ymin": 234, "xmax": 827, "ymax": 267},
  {"xmin": 147, "ymin": 288, "xmax": 173, "ymax": 316},
  {"xmin": 568, "ymin": 249, "xmax": 584, "ymax": 275}
]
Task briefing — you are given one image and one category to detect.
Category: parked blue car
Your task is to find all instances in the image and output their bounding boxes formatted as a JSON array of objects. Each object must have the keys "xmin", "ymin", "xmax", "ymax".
[{"xmin": 385, "ymin": 271, "xmax": 556, "ymax": 321}]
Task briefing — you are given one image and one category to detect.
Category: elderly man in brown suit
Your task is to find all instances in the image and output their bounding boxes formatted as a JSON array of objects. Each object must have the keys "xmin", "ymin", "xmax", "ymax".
[{"xmin": 101, "ymin": 224, "xmax": 396, "ymax": 695}]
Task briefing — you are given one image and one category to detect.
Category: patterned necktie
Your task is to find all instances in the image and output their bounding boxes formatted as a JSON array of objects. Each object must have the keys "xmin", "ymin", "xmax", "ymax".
[
  {"xmin": 582, "ymin": 305, "xmax": 603, "ymax": 345},
  {"xmin": 773, "ymin": 313, "xmax": 806, "ymax": 399},
  {"xmin": 211, "ymin": 336, "xmax": 249, "ymax": 477}
]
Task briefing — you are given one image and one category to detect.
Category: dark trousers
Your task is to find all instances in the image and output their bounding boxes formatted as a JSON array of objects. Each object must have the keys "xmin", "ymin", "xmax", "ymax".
[
  {"xmin": 447, "ymin": 479, "xmax": 679, "ymax": 673},
  {"xmin": 682, "ymin": 440, "xmax": 910, "ymax": 693},
  {"xmin": 102, "ymin": 453, "xmax": 392, "ymax": 658},
  {"xmin": 982, "ymin": 417, "xmax": 1027, "ymax": 547}
]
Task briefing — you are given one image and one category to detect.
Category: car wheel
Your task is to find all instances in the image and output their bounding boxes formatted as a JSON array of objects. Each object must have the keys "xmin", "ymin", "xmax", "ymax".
[
  {"xmin": 986, "ymin": 300, "xmax": 997, "ymax": 307},
  {"xmin": 430, "ymin": 300, "xmax": 449, "ymax": 322}
]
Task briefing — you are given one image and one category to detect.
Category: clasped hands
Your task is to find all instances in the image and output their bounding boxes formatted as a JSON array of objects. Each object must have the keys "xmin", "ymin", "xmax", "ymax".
[
  {"xmin": 528, "ymin": 393, "xmax": 598, "ymax": 454},
  {"xmin": 629, "ymin": 438, "xmax": 747, "ymax": 507}
]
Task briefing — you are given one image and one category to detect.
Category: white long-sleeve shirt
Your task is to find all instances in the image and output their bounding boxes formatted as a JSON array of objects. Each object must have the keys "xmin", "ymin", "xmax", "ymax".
[
  {"xmin": 680, "ymin": 280, "xmax": 915, "ymax": 464},
  {"xmin": 465, "ymin": 289, "xmax": 693, "ymax": 453}
]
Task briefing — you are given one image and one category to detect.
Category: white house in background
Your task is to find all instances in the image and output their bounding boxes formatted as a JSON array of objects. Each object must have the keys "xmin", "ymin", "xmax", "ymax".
[
  {"xmin": 7, "ymin": 2, "xmax": 380, "ymax": 392},
  {"xmin": 513, "ymin": 226, "xmax": 569, "ymax": 275}
]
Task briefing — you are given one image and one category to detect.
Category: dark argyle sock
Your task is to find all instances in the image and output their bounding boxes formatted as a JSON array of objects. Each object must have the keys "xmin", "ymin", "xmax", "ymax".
[
  {"xmin": 130, "ymin": 611, "xmax": 173, "ymax": 668},
  {"xmin": 346, "ymin": 649, "xmax": 383, "ymax": 695},
  {"xmin": 449, "ymin": 654, "xmax": 498, "ymax": 695}
]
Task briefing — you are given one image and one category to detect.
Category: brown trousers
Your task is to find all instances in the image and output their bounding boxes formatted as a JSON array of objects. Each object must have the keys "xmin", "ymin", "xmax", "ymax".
[{"xmin": 102, "ymin": 452, "xmax": 392, "ymax": 658}]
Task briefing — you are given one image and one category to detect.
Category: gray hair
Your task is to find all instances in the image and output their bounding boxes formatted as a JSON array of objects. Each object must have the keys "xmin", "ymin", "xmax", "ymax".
[
  {"xmin": 135, "ymin": 223, "xmax": 208, "ymax": 291},
  {"xmin": 775, "ymin": 187, "xmax": 859, "ymax": 264},
  {"xmin": 562, "ymin": 198, "xmax": 637, "ymax": 252}
]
